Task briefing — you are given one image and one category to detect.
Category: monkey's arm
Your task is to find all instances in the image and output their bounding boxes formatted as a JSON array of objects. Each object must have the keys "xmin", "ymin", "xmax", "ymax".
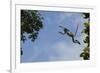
[
  {"xmin": 59, "ymin": 32, "xmax": 65, "ymax": 35},
  {"xmin": 59, "ymin": 26, "xmax": 69, "ymax": 31}
]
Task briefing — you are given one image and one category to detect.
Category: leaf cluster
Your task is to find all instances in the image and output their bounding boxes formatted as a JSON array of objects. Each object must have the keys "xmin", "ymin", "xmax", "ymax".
[
  {"xmin": 80, "ymin": 13, "xmax": 90, "ymax": 60},
  {"xmin": 21, "ymin": 10, "xmax": 43, "ymax": 42}
]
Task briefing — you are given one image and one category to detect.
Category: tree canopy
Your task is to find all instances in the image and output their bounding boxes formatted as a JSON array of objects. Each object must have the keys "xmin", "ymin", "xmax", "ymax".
[
  {"xmin": 80, "ymin": 13, "xmax": 90, "ymax": 60},
  {"xmin": 21, "ymin": 10, "xmax": 43, "ymax": 55}
]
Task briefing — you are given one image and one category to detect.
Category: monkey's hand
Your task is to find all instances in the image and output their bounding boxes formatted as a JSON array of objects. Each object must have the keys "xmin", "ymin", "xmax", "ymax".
[
  {"xmin": 59, "ymin": 32, "xmax": 64, "ymax": 35},
  {"xmin": 59, "ymin": 26, "xmax": 63, "ymax": 29}
]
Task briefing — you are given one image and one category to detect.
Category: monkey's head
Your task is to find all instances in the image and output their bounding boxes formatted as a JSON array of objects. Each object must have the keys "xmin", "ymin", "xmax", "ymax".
[{"xmin": 59, "ymin": 25, "xmax": 69, "ymax": 32}]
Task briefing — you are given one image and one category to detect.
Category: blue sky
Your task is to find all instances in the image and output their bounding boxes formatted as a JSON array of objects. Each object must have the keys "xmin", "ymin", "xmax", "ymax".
[{"xmin": 21, "ymin": 11, "xmax": 86, "ymax": 63}]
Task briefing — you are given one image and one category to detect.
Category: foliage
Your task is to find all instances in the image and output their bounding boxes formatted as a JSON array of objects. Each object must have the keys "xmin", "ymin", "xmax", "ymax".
[
  {"xmin": 80, "ymin": 47, "xmax": 90, "ymax": 60},
  {"xmin": 80, "ymin": 13, "xmax": 90, "ymax": 60},
  {"xmin": 83, "ymin": 13, "xmax": 90, "ymax": 19},
  {"xmin": 21, "ymin": 10, "xmax": 43, "ymax": 55}
]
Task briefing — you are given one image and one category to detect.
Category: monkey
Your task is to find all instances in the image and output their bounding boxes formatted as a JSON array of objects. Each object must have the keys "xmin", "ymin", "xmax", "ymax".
[{"xmin": 59, "ymin": 26, "xmax": 81, "ymax": 45}]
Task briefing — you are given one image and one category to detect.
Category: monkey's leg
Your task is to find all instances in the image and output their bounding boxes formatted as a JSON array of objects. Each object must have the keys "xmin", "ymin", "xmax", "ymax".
[
  {"xmin": 74, "ymin": 40, "xmax": 81, "ymax": 45},
  {"xmin": 71, "ymin": 36, "xmax": 75, "ymax": 43},
  {"xmin": 71, "ymin": 37, "xmax": 81, "ymax": 45}
]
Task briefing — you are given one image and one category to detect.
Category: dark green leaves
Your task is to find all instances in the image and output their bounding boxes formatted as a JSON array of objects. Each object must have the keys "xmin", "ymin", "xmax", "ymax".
[
  {"xmin": 21, "ymin": 10, "xmax": 43, "ymax": 55},
  {"xmin": 21, "ymin": 10, "xmax": 43, "ymax": 43},
  {"xmin": 83, "ymin": 13, "xmax": 90, "ymax": 19},
  {"xmin": 80, "ymin": 13, "xmax": 90, "ymax": 60},
  {"xmin": 80, "ymin": 47, "xmax": 90, "ymax": 60}
]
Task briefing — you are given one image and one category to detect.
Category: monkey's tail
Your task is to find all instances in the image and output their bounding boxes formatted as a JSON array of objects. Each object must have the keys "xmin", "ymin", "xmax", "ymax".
[{"xmin": 74, "ymin": 24, "xmax": 79, "ymax": 37}]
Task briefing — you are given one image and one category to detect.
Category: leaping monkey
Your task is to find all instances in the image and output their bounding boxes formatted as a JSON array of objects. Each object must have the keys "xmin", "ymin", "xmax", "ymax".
[{"xmin": 59, "ymin": 25, "xmax": 81, "ymax": 45}]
